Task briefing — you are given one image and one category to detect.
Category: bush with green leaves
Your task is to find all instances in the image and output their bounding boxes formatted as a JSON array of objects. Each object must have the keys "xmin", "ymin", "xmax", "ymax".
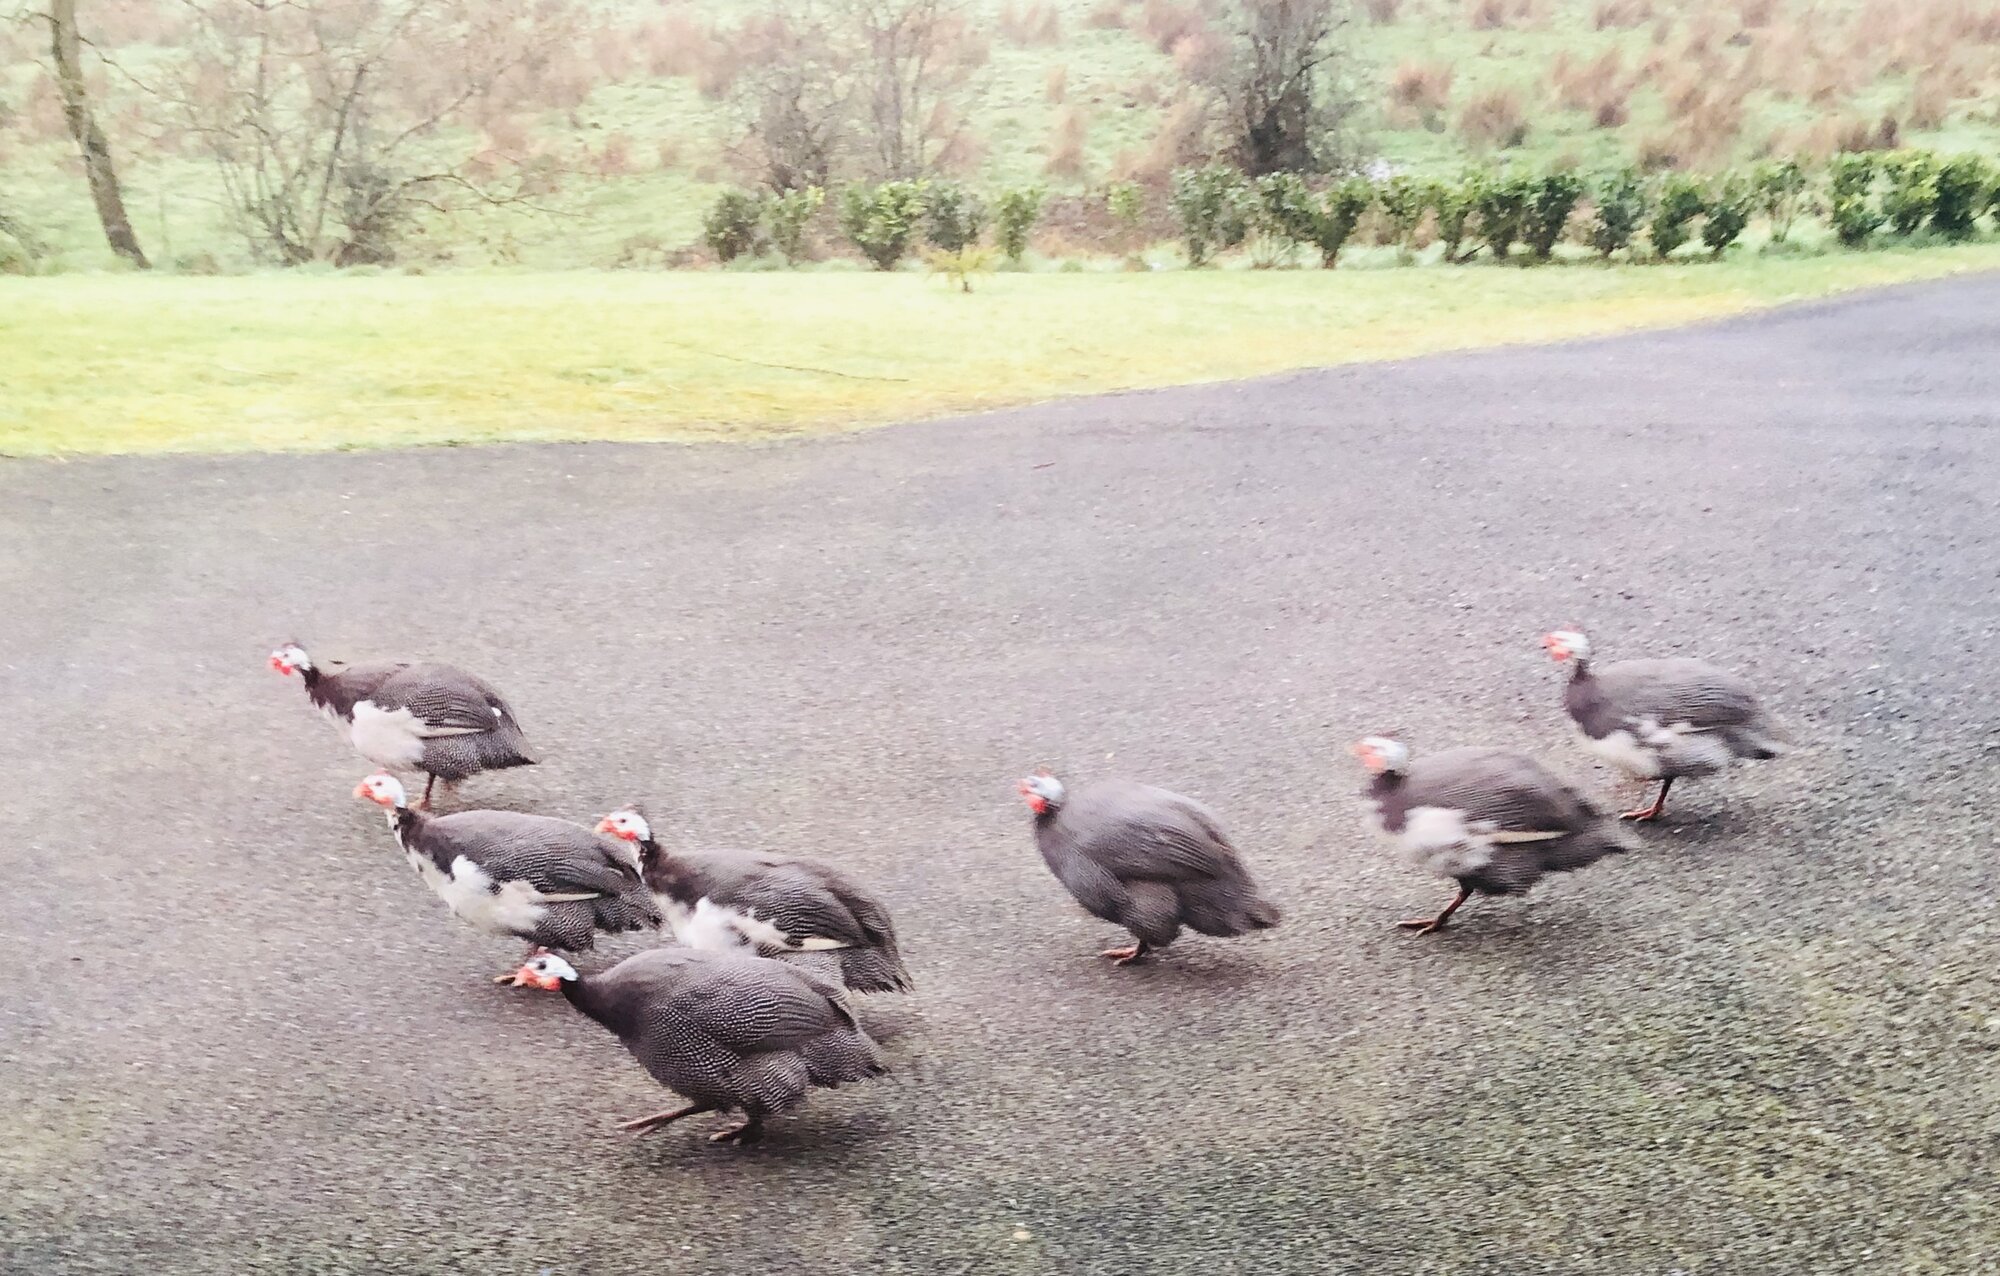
[
  {"xmin": 1700, "ymin": 175, "xmax": 1753, "ymax": 256},
  {"xmin": 1524, "ymin": 170, "xmax": 1585, "ymax": 259},
  {"xmin": 1171, "ymin": 165, "xmax": 1251, "ymax": 266},
  {"xmin": 766, "ymin": 186, "xmax": 824, "ymax": 264},
  {"xmin": 1648, "ymin": 174, "xmax": 1705, "ymax": 258},
  {"xmin": 1473, "ymin": 172, "xmax": 1533, "ymax": 260},
  {"xmin": 923, "ymin": 182, "xmax": 989, "ymax": 253},
  {"xmin": 1879, "ymin": 151, "xmax": 1941, "ymax": 237},
  {"xmin": 1827, "ymin": 154, "xmax": 1882, "ymax": 247},
  {"xmin": 1106, "ymin": 181, "xmax": 1145, "ymax": 253},
  {"xmin": 1306, "ymin": 178, "xmax": 1374, "ymax": 267},
  {"xmin": 1250, "ymin": 171, "xmax": 1315, "ymax": 266},
  {"xmin": 1432, "ymin": 174, "xmax": 1478, "ymax": 263},
  {"xmin": 839, "ymin": 181, "xmax": 929, "ymax": 270},
  {"xmin": 993, "ymin": 185, "xmax": 1046, "ymax": 263},
  {"xmin": 703, "ymin": 189, "xmax": 764, "ymax": 263},
  {"xmin": 1752, "ymin": 159, "xmax": 1808, "ymax": 243},
  {"xmin": 1929, "ymin": 154, "xmax": 1992, "ymax": 240},
  {"xmin": 1378, "ymin": 175, "xmax": 1430, "ymax": 259},
  {"xmin": 1587, "ymin": 168, "xmax": 1647, "ymax": 258}
]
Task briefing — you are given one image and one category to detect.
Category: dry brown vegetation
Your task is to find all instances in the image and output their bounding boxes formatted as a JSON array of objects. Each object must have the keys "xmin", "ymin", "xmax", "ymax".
[
  {"xmin": 1458, "ymin": 84, "xmax": 1529, "ymax": 148},
  {"xmin": 1385, "ymin": 59, "xmax": 1453, "ymax": 127},
  {"xmin": 1045, "ymin": 105, "xmax": 1088, "ymax": 177},
  {"xmin": 998, "ymin": 1, "xmax": 1062, "ymax": 46},
  {"xmin": 1045, "ymin": 64, "xmax": 1069, "ymax": 104}
]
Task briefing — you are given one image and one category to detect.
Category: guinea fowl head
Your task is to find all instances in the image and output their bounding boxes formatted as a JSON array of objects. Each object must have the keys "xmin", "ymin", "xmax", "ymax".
[
  {"xmin": 1542, "ymin": 630, "xmax": 1592, "ymax": 664},
  {"xmin": 595, "ymin": 808, "xmax": 652, "ymax": 844},
  {"xmin": 352, "ymin": 771, "xmax": 408, "ymax": 809},
  {"xmin": 1017, "ymin": 772, "xmax": 1066, "ymax": 815},
  {"xmin": 1351, "ymin": 737, "xmax": 1411, "ymax": 777},
  {"xmin": 268, "ymin": 643, "xmax": 313, "ymax": 677},
  {"xmin": 509, "ymin": 949, "xmax": 578, "ymax": 991}
]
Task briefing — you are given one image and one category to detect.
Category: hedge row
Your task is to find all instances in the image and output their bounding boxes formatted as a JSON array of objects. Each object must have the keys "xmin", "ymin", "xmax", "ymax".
[{"xmin": 705, "ymin": 150, "xmax": 2000, "ymax": 271}]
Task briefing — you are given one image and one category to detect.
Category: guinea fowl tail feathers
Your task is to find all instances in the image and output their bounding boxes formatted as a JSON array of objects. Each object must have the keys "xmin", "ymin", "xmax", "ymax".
[
  {"xmin": 1243, "ymin": 897, "xmax": 1281, "ymax": 930},
  {"xmin": 837, "ymin": 947, "xmax": 915, "ymax": 995}
]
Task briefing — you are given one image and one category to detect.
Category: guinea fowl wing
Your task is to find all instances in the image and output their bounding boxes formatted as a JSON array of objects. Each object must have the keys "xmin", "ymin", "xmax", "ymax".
[
  {"xmin": 1065, "ymin": 782, "xmax": 1239, "ymax": 883},
  {"xmin": 426, "ymin": 812, "xmax": 642, "ymax": 899},
  {"xmin": 716, "ymin": 862, "xmax": 876, "ymax": 949},
  {"xmin": 1593, "ymin": 658, "xmax": 1762, "ymax": 731},
  {"xmin": 374, "ymin": 665, "xmax": 522, "ymax": 736},
  {"xmin": 1408, "ymin": 749, "xmax": 1602, "ymax": 835}
]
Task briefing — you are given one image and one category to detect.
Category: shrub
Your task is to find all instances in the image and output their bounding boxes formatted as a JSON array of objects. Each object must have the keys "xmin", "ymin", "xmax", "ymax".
[
  {"xmin": 1752, "ymin": 158, "xmax": 1807, "ymax": 243},
  {"xmin": 1524, "ymin": 170, "xmax": 1586, "ymax": 259},
  {"xmin": 1304, "ymin": 178, "xmax": 1375, "ymax": 267},
  {"xmin": 1171, "ymin": 165, "xmax": 1250, "ymax": 266},
  {"xmin": 1250, "ymin": 171, "xmax": 1315, "ymax": 266},
  {"xmin": 1587, "ymin": 167, "xmax": 1647, "ymax": 257},
  {"xmin": 1648, "ymin": 173, "xmax": 1704, "ymax": 257},
  {"xmin": 923, "ymin": 245, "xmax": 998, "ymax": 292},
  {"xmin": 994, "ymin": 184, "xmax": 1046, "ymax": 262},
  {"xmin": 1378, "ymin": 175, "xmax": 1430, "ymax": 258},
  {"xmin": 1432, "ymin": 174, "xmax": 1478, "ymax": 262},
  {"xmin": 1107, "ymin": 180, "xmax": 1146, "ymax": 255},
  {"xmin": 1827, "ymin": 154, "xmax": 1882, "ymax": 246},
  {"xmin": 1879, "ymin": 151, "xmax": 1940, "ymax": 236},
  {"xmin": 767, "ymin": 186, "xmax": 824, "ymax": 264},
  {"xmin": 923, "ymin": 182, "xmax": 989, "ymax": 253},
  {"xmin": 1700, "ymin": 175, "xmax": 1753, "ymax": 256},
  {"xmin": 1929, "ymin": 155, "xmax": 1992, "ymax": 239},
  {"xmin": 1459, "ymin": 86, "xmax": 1529, "ymax": 149},
  {"xmin": 1473, "ymin": 172, "xmax": 1533, "ymax": 259},
  {"xmin": 703, "ymin": 188, "xmax": 764, "ymax": 262},
  {"xmin": 839, "ymin": 181, "xmax": 929, "ymax": 270}
]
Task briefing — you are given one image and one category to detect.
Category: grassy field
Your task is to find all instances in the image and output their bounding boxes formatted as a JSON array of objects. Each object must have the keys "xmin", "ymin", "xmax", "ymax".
[
  {"xmin": 6, "ymin": 242, "xmax": 1998, "ymax": 456},
  {"xmin": 3, "ymin": 0, "xmax": 1996, "ymax": 270}
]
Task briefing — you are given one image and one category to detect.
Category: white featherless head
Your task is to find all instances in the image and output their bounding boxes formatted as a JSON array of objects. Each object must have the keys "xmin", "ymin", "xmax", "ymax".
[
  {"xmin": 1542, "ymin": 630, "xmax": 1591, "ymax": 663},
  {"xmin": 268, "ymin": 643, "xmax": 313, "ymax": 676},
  {"xmin": 1017, "ymin": 772, "xmax": 1066, "ymax": 813},
  {"xmin": 352, "ymin": 771, "xmax": 407, "ymax": 808},
  {"xmin": 1351, "ymin": 737, "xmax": 1411, "ymax": 776},
  {"xmin": 596, "ymin": 808, "xmax": 652, "ymax": 843}
]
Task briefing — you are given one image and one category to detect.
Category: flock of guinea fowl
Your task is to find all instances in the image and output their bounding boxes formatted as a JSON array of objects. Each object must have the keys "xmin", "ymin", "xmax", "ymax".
[{"xmin": 269, "ymin": 629, "xmax": 1790, "ymax": 1147}]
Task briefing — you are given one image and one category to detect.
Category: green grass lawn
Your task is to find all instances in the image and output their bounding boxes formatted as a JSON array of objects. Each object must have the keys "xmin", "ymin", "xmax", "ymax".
[{"xmin": 5, "ymin": 243, "xmax": 1998, "ymax": 457}]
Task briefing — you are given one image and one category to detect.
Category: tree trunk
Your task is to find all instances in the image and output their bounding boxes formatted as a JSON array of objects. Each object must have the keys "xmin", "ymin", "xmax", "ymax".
[{"xmin": 48, "ymin": 0, "xmax": 148, "ymax": 268}]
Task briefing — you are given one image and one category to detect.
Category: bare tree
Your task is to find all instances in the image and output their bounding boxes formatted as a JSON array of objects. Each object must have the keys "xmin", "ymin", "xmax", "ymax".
[
  {"xmin": 1203, "ymin": 0, "xmax": 1365, "ymax": 175},
  {"xmin": 842, "ymin": 0, "xmax": 984, "ymax": 180},
  {"xmin": 148, "ymin": 0, "xmax": 580, "ymax": 265},
  {"xmin": 727, "ymin": 0, "xmax": 858, "ymax": 191},
  {"xmin": 42, "ymin": 0, "xmax": 148, "ymax": 266}
]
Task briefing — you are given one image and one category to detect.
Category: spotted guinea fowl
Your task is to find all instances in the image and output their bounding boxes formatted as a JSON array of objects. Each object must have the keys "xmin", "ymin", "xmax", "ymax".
[
  {"xmin": 270, "ymin": 643, "xmax": 534, "ymax": 807},
  {"xmin": 1018, "ymin": 773, "xmax": 1280, "ymax": 966},
  {"xmin": 353, "ymin": 772, "xmax": 659, "ymax": 982},
  {"xmin": 1352, "ymin": 737, "xmax": 1634, "ymax": 935},
  {"xmin": 509, "ymin": 945, "xmax": 887, "ymax": 1144},
  {"xmin": 596, "ymin": 807, "xmax": 912, "ymax": 994},
  {"xmin": 1543, "ymin": 629, "xmax": 1791, "ymax": 822}
]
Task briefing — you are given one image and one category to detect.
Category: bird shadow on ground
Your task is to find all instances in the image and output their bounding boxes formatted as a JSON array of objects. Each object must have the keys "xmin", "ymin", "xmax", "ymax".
[{"xmin": 619, "ymin": 1108, "xmax": 899, "ymax": 1168}]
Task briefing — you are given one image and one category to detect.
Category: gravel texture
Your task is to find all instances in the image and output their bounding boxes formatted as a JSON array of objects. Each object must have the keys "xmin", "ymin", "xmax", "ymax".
[{"xmin": 2, "ymin": 276, "xmax": 1997, "ymax": 1275}]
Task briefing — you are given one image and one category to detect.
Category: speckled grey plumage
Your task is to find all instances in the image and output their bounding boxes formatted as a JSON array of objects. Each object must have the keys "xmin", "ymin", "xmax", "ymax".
[
  {"xmin": 642, "ymin": 844, "xmax": 912, "ymax": 993},
  {"xmin": 563, "ymin": 948, "xmax": 886, "ymax": 1122},
  {"xmin": 306, "ymin": 659, "xmax": 535, "ymax": 780},
  {"xmin": 1032, "ymin": 778, "xmax": 1280, "ymax": 950},
  {"xmin": 395, "ymin": 808, "xmax": 660, "ymax": 950},
  {"xmin": 1364, "ymin": 747, "xmax": 1635, "ymax": 897},
  {"xmin": 1565, "ymin": 655, "xmax": 1790, "ymax": 779}
]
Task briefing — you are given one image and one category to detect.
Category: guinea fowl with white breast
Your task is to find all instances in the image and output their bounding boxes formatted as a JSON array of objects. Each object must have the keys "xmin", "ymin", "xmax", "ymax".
[
  {"xmin": 1019, "ymin": 773, "xmax": 1280, "ymax": 966},
  {"xmin": 1353, "ymin": 737, "xmax": 1635, "ymax": 934},
  {"xmin": 1543, "ymin": 629, "xmax": 1791, "ymax": 821},
  {"xmin": 270, "ymin": 643, "xmax": 535, "ymax": 807},
  {"xmin": 508, "ymin": 946, "xmax": 887, "ymax": 1144},
  {"xmin": 353, "ymin": 772, "xmax": 660, "ymax": 983},
  {"xmin": 596, "ymin": 807, "xmax": 912, "ymax": 994}
]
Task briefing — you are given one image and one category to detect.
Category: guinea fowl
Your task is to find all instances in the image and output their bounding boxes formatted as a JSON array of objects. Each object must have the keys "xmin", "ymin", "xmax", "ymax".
[
  {"xmin": 1544, "ymin": 629, "xmax": 1791, "ymax": 822},
  {"xmin": 1018, "ymin": 773, "xmax": 1280, "ymax": 966},
  {"xmin": 596, "ymin": 808, "xmax": 912, "ymax": 994},
  {"xmin": 270, "ymin": 643, "xmax": 534, "ymax": 807},
  {"xmin": 1352, "ymin": 737, "xmax": 1634, "ymax": 935},
  {"xmin": 353, "ymin": 772, "xmax": 660, "ymax": 982},
  {"xmin": 509, "ymin": 946, "xmax": 887, "ymax": 1144}
]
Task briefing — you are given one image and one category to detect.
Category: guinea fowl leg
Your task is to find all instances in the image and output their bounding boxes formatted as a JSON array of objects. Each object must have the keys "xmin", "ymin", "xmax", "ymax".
[
  {"xmin": 1100, "ymin": 941, "xmax": 1151, "ymax": 965},
  {"xmin": 621, "ymin": 1102, "xmax": 716, "ymax": 1134},
  {"xmin": 709, "ymin": 1113, "xmax": 765, "ymax": 1144},
  {"xmin": 1398, "ymin": 885, "xmax": 1472, "ymax": 936},
  {"xmin": 1621, "ymin": 777, "xmax": 1674, "ymax": 822},
  {"xmin": 421, "ymin": 774, "xmax": 438, "ymax": 810}
]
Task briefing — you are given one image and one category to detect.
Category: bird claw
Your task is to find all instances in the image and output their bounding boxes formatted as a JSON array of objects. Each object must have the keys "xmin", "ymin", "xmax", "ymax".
[
  {"xmin": 1397, "ymin": 918, "xmax": 1444, "ymax": 935},
  {"xmin": 709, "ymin": 1123, "xmax": 759, "ymax": 1144},
  {"xmin": 1099, "ymin": 944, "xmax": 1145, "ymax": 965},
  {"xmin": 1619, "ymin": 808, "xmax": 1662, "ymax": 822}
]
